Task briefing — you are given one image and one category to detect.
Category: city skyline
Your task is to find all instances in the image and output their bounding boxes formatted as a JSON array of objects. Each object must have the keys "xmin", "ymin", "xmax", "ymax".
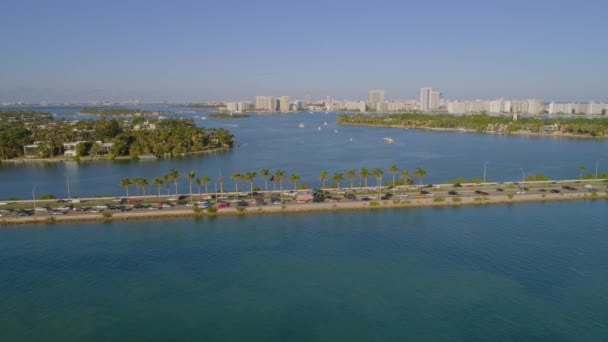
[{"xmin": 1, "ymin": 0, "xmax": 608, "ymax": 102}]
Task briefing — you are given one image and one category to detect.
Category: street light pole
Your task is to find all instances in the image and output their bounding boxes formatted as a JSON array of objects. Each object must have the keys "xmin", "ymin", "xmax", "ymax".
[
  {"xmin": 66, "ymin": 174, "xmax": 71, "ymax": 199},
  {"xmin": 32, "ymin": 184, "xmax": 38, "ymax": 216},
  {"xmin": 520, "ymin": 168, "xmax": 525, "ymax": 194},
  {"xmin": 483, "ymin": 161, "xmax": 488, "ymax": 183}
]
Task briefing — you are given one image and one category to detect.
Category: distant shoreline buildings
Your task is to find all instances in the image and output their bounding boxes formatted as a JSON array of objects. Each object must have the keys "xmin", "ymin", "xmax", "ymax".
[
  {"xmin": 3, "ymin": 88, "xmax": 607, "ymax": 116},
  {"xmin": 223, "ymin": 88, "xmax": 607, "ymax": 116}
]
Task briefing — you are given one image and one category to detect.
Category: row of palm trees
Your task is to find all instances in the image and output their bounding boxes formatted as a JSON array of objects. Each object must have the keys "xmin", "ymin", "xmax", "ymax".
[{"xmin": 119, "ymin": 166, "xmax": 428, "ymax": 200}]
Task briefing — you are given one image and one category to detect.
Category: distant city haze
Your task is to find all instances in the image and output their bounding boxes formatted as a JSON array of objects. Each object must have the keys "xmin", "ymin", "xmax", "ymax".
[{"xmin": 1, "ymin": 0, "xmax": 607, "ymax": 103}]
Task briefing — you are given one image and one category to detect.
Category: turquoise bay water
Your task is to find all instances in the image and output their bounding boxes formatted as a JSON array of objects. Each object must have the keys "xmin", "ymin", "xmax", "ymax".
[{"xmin": 2, "ymin": 200, "xmax": 608, "ymax": 341}]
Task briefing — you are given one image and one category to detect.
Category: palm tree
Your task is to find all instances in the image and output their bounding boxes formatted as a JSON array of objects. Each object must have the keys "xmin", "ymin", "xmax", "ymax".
[
  {"xmin": 201, "ymin": 176, "xmax": 211, "ymax": 194},
  {"xmin": 139, "ymin": 178, "xmax": 148, "ymax": 199},
  {"xmin": 218, "ymin": 176, "xmax": 225, "ymax": 193},
  {"xmin": 372, "ymin": 168, "xmax": 384, "ymax": 187},
  {"xmin": 319, "ymin": 170, "xmax": 328, "ymax": 189},
  {"xmin": 270, "ymin": 175, "xmax": 277, "ymax": 192},
  {"xmin": 166, "ymin": 169, "xmax": 179, "ymax": 195},
  {"xmin": 120, "ymin": 178, "xmax": 132, "ymax": 199},
  {"xmin": 360, "ymin": 168, "xmax": 369, "ymax": 189},
  {"xmin": 332, "ymin": 172, "xmax": 344, "ymax": 190},
  {"xmin": 400, "ymin": 170, "xmax": 410, "ymax": 186},
  {"xmin": 578, "ymin": 166, "xmax": 586, "ymax": 179},
  {"xmin": 244, "ymin": 172, "xmax": 257, "ymax": 198},
  {"xmin": 289, "ymin": 173, "xmax": 300, "ymax": 190},
  {"xmin": 187, "ymin": 170, "xmax": 196, "ymax": 199},
  {"xmin": 275, "ymin": 170, "xmax": 286, "ymax": 192},
  {"xmin": 231, "ymin": 172, "xmax": 241, "ymax": 194},
  {"xmin": 414, "ymin": 167, "xmax": 427, "ymax": 186},
  {"xmin": 260, "ymin": 168, "xmax": 270, "ymax": 195},
  {"xmin": 347, "ymin": 169, "xmax": 356, "ymax": 189},
  {"xmin": 152, "ymin": 177, "xmax": 164, "ymax": 199},
  {"xmin": 194, "ymin": 178, "xmax": 202, "ymax": 197},
  {"xmin": 389, "ymin": 165, "xmax": 399, "ymax": 187}
]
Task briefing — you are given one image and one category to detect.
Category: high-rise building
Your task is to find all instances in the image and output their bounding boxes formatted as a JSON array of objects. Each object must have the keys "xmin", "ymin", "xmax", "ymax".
[
  {"xmin": 419, "ymin": 87, "xmax": 432, "ymax": 112},
  {"xmin": 430, "ymin": 91, "xmax": 442, "ymax": 111},
  {"xmin": 368, "ymin": 90, "xmax": 385, "ymax": 111},
  {"xmin": 325, "ymin": 96, "xmax": 332, "ymax": 111},
  {"xmin": 253, "ymin": 96, "xmax": 276, "ymax": 112},
  {"xmin": 279, "ymin": 96, "xmax": 290, "ymax": 112}
]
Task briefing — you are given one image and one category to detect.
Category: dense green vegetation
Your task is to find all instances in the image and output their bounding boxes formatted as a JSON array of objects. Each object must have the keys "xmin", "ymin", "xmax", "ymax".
[
  {"xmin": 0, "ymin": 110, "xmax": 234, "ymax": 160},
  {"xmin": 186, "ymin": 103, "xmax": 222, "ymax": 109},
  {"xmin": 79, "ymin": 108, "xmax": 157, "ymax": 116},
  {"xmin": 208, "ymin": 113, "xmax": 249, "ymax": 119},
  {"xmin": 338, "ymin": 113, "xmax": 608, "ymax": 137}
]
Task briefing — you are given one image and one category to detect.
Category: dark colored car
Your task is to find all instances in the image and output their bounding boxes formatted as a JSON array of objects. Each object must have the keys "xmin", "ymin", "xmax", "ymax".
[
  {"xmin": 474, "ymin": 190, "xmax": 483, "ymax": 195},
  {"xmin": 538, "ymin": 189, "xmax": 547, "ymax": 192},
  {"xmin": 479, "ymin": 191, "xmax": 489, "ymax": 196},
  {"xmin": 453, "ymin": 183, "xmax": 462, "ymax": 188},
  {"xmin": 496, "ymin": 188, "xmax": 504, "ymax": 192},
  {"xmin": 448, "ymin": 190, "xmax": 458, "ymax": 195},
  {"xmin": 420, "ymin": 190, "xmax": 431, "ymax": 195},
  {"xmin": 344, "ymin": 194, "xmax": 356, "ymax": 200},
  {"xmin": 550, "ymin": 189, "xmax": 561, "ymax": 193}
]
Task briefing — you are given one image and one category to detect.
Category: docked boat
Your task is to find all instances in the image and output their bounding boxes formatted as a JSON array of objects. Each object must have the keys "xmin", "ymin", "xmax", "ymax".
[
  {"xmin": 298, "ymin": 123, "xmax": 305, "ymax": 128},
  {"xmin": 384, "ymin": 137, "xmax": 394, "ymax": 143}
]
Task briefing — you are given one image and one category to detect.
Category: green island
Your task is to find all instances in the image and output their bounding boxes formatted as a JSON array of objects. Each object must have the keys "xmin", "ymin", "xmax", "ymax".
[
  {"xmin": 78, "ymin": 108, "xmax": 158, "ymax": 116},
  {"xmin": 337, "ymin": 113, "xmax": 608, "ymax": 137},
  {"xmin": 0, "ymin": 110, "xmax": 234, "ymax": 160},
  {"xmin": 185, "ymin": 103, "xmax": 223, "ymax": 109},
  {"xmin": 208, "ymin": 113, "xmax": 249, "ymax": 119}
]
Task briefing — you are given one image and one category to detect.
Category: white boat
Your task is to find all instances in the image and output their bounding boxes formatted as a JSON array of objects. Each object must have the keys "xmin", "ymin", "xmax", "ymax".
[
  {"xmin": 318, "ymin": 126, "xmax": 321, "ymax": 131},
  {"xmin": 334, "ymin": 129, "xmax": 339, "ymax": 133},
  {"xmin": 323, "ymin": 121, "xmax": 328, "ymax": 126},
  {"xmin": 298, "ymin": 123, "xmax": 305, "ymax": 128},
  {"xmin": 384, "ymin": 137, "xmax": 394, "ymax": 143}
]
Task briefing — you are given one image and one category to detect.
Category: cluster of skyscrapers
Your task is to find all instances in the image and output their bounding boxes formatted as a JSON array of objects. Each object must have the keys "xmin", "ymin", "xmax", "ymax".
[{"xmin": 220, "ymin": 88, "xmax": 606, "ymax": 115}]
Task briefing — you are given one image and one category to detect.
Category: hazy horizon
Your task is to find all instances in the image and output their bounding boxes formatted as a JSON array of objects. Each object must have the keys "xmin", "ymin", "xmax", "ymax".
[{"xmin": 1, "ymin": 0, "xmax": 607, "ymax": 103}]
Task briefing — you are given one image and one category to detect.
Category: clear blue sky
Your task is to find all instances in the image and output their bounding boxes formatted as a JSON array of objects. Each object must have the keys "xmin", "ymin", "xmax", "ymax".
[{"xmin": 1, "ymin": 0, "xmax": 607, "ymax": 103}]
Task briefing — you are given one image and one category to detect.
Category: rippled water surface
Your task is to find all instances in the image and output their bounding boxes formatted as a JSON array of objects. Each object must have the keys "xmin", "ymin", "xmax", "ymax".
[{"xmin": 2, "ymin": 200, "xmax": 608, "ymax": 341}]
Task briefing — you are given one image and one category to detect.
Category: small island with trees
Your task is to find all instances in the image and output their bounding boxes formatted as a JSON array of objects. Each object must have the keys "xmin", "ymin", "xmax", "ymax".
[
  {"xmin": 0, "ymin": 110, "xmax": 235, "ymax": 161},
  {"xmin": 338, "ymin": 113, "xmax": 608, "ymax": 138},
  {"xmin": 208, "ymin": 113, "xmax": 249, "ymax": 119},
  {"xmin": 79, "ymin": 108, "xmax": 158, "ymax": 116}
]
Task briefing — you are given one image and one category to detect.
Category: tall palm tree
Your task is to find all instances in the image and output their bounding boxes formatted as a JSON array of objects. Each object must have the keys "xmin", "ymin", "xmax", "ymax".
[
  {"xmin": 187, "ymin": 170, "xmax": 196, "ymax": 199},
  {"xmin": 120, "ymin": 178, "xmax": 132, "ymax": 199},
  {"xmin": 414, "ymin": 167, "xmax": 427, "ymax": 186},
  {"xmin": 245, "ymin": 172, "xmax": 257, "ymax": 198},
  {"xmin": 578, "ymin": 166, "xmax": 586, "ymax": 179},
  {"xmin": 332, "ymin": 172, "xmax": 344, "ymax": 190},
  {"xmin": 347, "ymin": 169, "xmax": 356, "ymax": 189},
  {"xmin": 194, "ymin": 178, "xmax": 202, "ymax": 197},
  {"xmin": 400, "ymin": 170, "xmax": 410, "ymax": 186},
  {"xmin": 201, "ymin": 176, "xmax": 211, "ymax": 194},
  {"xmin": 372, "ymin": 168, "xmax": 384, "ymax": 187},
  {"xmin": 275, "ymin": 170, "xmax": 286, "ymax": 192},
  {"xmin": 152, "ymin": 177, "xmax": 164, "ymax": 199},
  {"xmin": 389, "ymin": 165, "xmax": 399, "ymax": 187},
  {"xmin": 217, "ymin": 176, "xmax": 225, "ymax": 193},
  {"xmin": 270, "ymin": 175, "xmax": 277, "ymax": 192},
  {"xmin": 289, "ymin": 173, "xmax": 300, "ymax": 190},
  {"xmin": 139, "ymin": 178, "xmax": 148, "ymax": 199},
  {"xmin": 319, "ymin": 170, "xmax": 328, "ymax": 189},
  {"xmin": 166, "ymin": 169, "xmax": 179, "ymax": 195},
  {"xmin": 360, "ymin": 168, "xmax": 369, "ymax": 189},
  {"xmin": 260, "ymin": 168, "xmax": 270, "ymax": 194},
  {"xmin": 231, "ymin": 172, "xmax": 241, "ymax": 194}
]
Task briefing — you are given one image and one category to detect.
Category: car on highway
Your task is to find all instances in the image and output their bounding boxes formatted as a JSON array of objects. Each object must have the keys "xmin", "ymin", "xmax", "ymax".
[
  {"xmin": 496, "ymin": 188, "xmax": 504, "ymax": 192},
  {"xmin": 448, "ymin": 190, "xmax": 458, "ymax": 195},
  {"xmin": 416, "ymin": 194, "xmax": 426, "ymax": 199},
  {"xmin": 550, "ymin": 189, "xmax": 561, "ymax": 193}
]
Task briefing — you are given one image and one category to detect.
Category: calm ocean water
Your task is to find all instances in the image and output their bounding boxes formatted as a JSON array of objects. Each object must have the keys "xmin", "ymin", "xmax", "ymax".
[
  {"xmin": 1, "ymin": 200, "xmax": 608, "ymax": 341},
  {"xmin": 1, "ymin": 108, "xmax": 607, "ymax": 199}
]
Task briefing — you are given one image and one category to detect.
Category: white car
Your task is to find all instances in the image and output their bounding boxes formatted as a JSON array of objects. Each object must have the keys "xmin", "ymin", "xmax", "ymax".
[
  {"xmin": 516, "ymin": 191, "xmax": 526, "ymax": 195},
  {"xmin": 583, "ymin": 184, "xmax": 594, "ymax": 189}
]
